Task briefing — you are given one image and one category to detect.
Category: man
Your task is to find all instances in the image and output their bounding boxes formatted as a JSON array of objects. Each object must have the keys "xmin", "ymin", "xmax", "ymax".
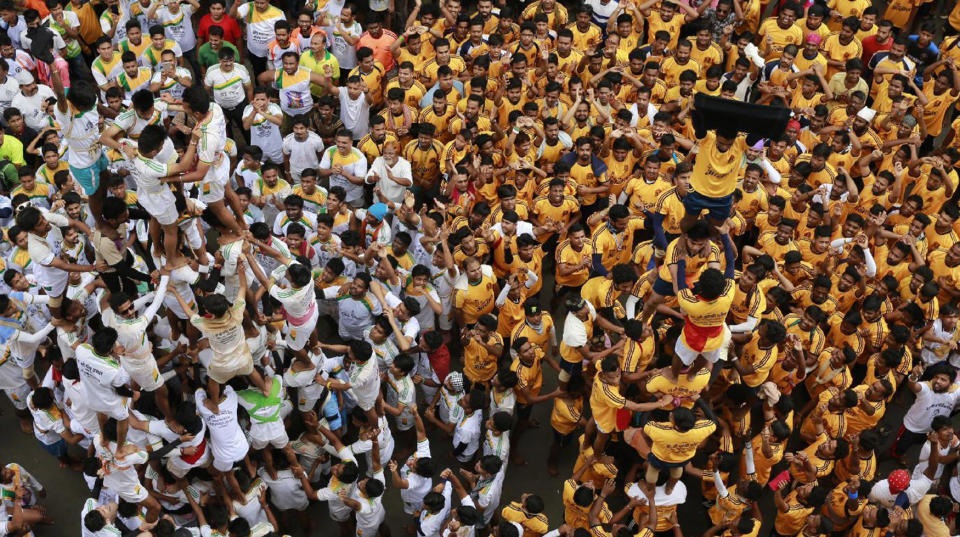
[
  {"xmin": 15, "ymin": 206, "xmax": 97, "ymax": 319},
  {"xmin": 196, "ymin": 25, "xmax": 238, "ymax": 77},
  {"xmin": 893, "ymin": 362, "xmax": 960, "ymax": 459},
  {"xmin": 203, "ymin": 47, "xmax": 252, "ymax": 134},
  {"xmin": 90, "ymin": 36, "xmax": 121, "ymax": 97},
  {"xmin": 274, "ymin": 51, "xmax": 331, "ymax": 124},
  {"xmin": 322, "ymin": 272, "xmax": 384, "ymax": 341},
  {"xmin": 299, "ymin": 31, "xmax": 339, "ymax": 98},
  {"xmin": 356, "ymin": 12, "xmax": 397, "ymax": 72},
  {"xmin": 115, "ymin": 49, "xmax": 152, "ymax": 98},
  {"xmin": 177, "ymin": 85, "xmax": 246, "ymax": 233},
  {"xmin": 42, "ymin": 0, "xmax": 86, "ymax": 79},
  {"xmin": 229, "ymin": 0, "xmax": 284, "ymax": 77},
  {"xmin": 11, "ymin": 74, "xmax": 55, "ymax": 132},
  {"xmin": 655, "ymin": 222, "xmax": 734, "ymax": 377},
  {"xmin": 317, "ymin": 70, "xmax": 372, "ymax": 141},
  {"xmin": 196, "ymin": 0, "xmax": 241, "ymax": 49}
]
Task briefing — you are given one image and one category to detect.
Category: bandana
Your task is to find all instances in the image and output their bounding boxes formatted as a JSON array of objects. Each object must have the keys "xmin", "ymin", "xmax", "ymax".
[{"xmin": 888, "ymin": 469, "xmax": 910, "ymax": 494}]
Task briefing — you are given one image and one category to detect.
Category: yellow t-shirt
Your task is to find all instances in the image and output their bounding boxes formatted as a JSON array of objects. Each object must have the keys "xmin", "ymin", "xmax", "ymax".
[
  {"xmin": 691, "ymin": 131, "xmax": 747, "ymax": 198},
  {"xmin": 462, "ymin": 332, "xmax": 502, "ymax": 383},
  {"xmin": 452, "ymin": 273, "xmax": 497, "ymax": 324},
  {"xmin": 643, "ymin": 419, "xmax": 717, "ymax": 463},
  {"xmin": 590, "ymin": 375, "xmax": 627, "ymax": 433}
]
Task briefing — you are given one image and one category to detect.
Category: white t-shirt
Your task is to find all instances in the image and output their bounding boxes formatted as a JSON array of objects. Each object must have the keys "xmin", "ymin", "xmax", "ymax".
[
  {"xmin": 236, "ymin": 2, "xmax": 285, "ymax": 57},
  {"xmin": 243, "ymin": 102, "xmax": 284, "ymax": 162},
  {"xmin": 366, "ymin": 156, "xmax": 412, "ymax": 205},
  {"xmin": 155, "ymin": 5, "xmax": 196, "ymax": 51},
  {"xmin": 81, "ymin": 498, "xmax": 122, "ymax": 537},
  {"xmin": 913, "ymin": 436, "xmax": 960, "ymax": 480},
  {"xmin": 11, "ymin": 84, "xmax": 55, "ymax": 131},
  {"xmin": 204, "ymin": 65, "xmax": 251, "ymax": 109},
  {"xmin": 338, "ymin": 86, "xmax": 370, "ymax": 139},
  {"xmin": 903, "ymin": 382, "xmax": 960, "ymax": 433},
  {"xmin": 195, "ymin": 386, "xmax": 250, "ymax": 464},
  {"xmin": 327, "ymin": 21, "xmax": 362, "ymax": 69},
  {"xmin": 347, "ymin": 355, "xmax": 380, "ymax": 411},
  {"xmin": 320, "ymin": 145, "xmax": 368, "ymax": 203},
  {"xmin": 420, "ymin": 481, "xmax": 453, "ymax": 537},
  {"xmin": 0, "ymin": 75, "xmax": 20, "ymax": 112},
  {"xmin": 76, "ymin": 343, "xmax": 131, "ymax": 412},
  {"xmin": 53, "ymin": 105, "xmax": 101, "ymax": 169},
  {"xmin": 150, "ymin": 67, "xmax": 192, "ymax": 101},
  {"xmin": 27, "ymin": 391, "xmax": 65, "ymax": 445},
  {"xmin": 453, "ymin": 411, "xmax": 482, "ymax": 463},
  {"xmin": 585, "ymin": 0, "xmax": 620, "ymax": 25},
  {"xmin": 282, "ymin": 131, "xmax": 325, "ymax": 182},
  {"xmin": 561, "ymin": 302, "xmax": 597, "ymax": 355},
  {"xmin": 258, "ymin": 468, "xmax": 309, "ymax": 511},
  {"xmin": 400, "ymin": 439, "xmax": 433, "ymax": 508},
  {"xmin": 351, "ymin": 469, "xmax": 386, "ymax": 529},
  {"xmin": 322, "ymin": 286, "xmax": 383, "ymax": 340}
]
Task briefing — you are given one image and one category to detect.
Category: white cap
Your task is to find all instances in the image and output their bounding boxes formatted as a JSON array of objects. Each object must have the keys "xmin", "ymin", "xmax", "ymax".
[
  {"xmin": 16, "ymin": 71, "xmax": 33, "ymax": 85},
  {"xmin": 856, "ymin": 107, "xmax": 877, "ymax": 122}
]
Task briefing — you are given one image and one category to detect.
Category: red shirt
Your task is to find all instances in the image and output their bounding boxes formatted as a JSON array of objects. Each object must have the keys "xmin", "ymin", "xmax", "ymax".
[
  {"xmin": 427, "ymin": 344, "xmax": 451, "ymax": 383},
  {"xmin": 862, "ymin": 35, "xmax": 893, "ymax": 67},
  {"xmin": 197, "ymin": 14, "xmax": 243, "ymax": 46}
]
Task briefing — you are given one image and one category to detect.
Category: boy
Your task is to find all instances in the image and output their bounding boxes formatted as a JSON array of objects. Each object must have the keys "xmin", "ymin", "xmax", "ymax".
[
  {"xmin": 234, "ymin": 145, "xmax": 264, "ymax": 190},
  {"xmin": 36, "ymin": 143, "xmax": 68, "ymax": 189},
  {"xmin": 292, "ymin": 168, "xmax": 327, "ymax": 214},
  {"xmin": 11, "ymin": 170, "xmax": 52, "ymax": 209},
  {"xmin": 121, "ymin": 123, "xmax": 198, "ymax": 264}
]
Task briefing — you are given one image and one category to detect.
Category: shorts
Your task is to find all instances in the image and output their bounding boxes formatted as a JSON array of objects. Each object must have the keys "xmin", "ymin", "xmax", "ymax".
[
  {"xmin": 43, "ymin": 279, "xmax": 68, "ymax": 302},
  {"xmin": 181, "ymin": 220, "xmax": 203, "ymax": 250},
  {"xmin": 651, "ymin": 276, "xmax": 675, "ymax": 297},
  {"xmin": 553, "ymin": 429, "xmax": 576, "ymax": 447},
  {"xmin": 40, "ymin": 438, "xmax": 67, "ymax": 458},
  {"xmin": 682, "ymin": 190, "xmax": 733, "ymax": 222},
  {"xmin": 249, "ymin": 429, "xmax": 290, "ymax": 450},
  {"xmin": 329, "ymin": 503, "xmax": 352, "ymax": 522},
  {"xmin": 674, "ymin": 327, "xmax": 730, "ymax": 366},
  {"xmin": 285, "ymin": 311, "xmax": 319, "ymax": 351},
  {"xmin": 516, "ymin": 403, "xmax": 533, "ymax": 421},
  {"xmin": 213, "ymin": 455, "xmax": 238, "ymax": 473},
  {"xmin": 140, "ymin": 190, "xmax": 178, "ymax": 226},
  {"xmin": 69, "ymin": 153, "xmax": 109, "ymax": 195},
  {"xmin": 207, "ymin": 349, "xmax": 255, "ymax": 384},
  {"xmin": 91, "ymin": 398, "xmax": 130, "ymax": 421},
  {"xmin": 648, "ymin": 453, "xmax": 688, "ymax": 469},
  {"xmin": 199, "ymin": 154, "xmax": 230, "ymax": 203},
  {"xmin": 122, "ymin": 357, "xmax": 164, "ymax": 392},
  {"xmin": 117, "ymin": 483, "xmax": 150, "ymax": 503},
  {"xmin": 558, "ymin": 359, "xmax": 582, "ymax": 382}
]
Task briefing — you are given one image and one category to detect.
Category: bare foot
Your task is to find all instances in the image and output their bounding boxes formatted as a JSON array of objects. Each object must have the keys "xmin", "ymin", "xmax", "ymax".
[
  {"xmin": 18, "ymin": 420, "xmax": 31, "ymax": 434},
  {"xmin": 548, "ymin": 463, "xmax": 559, "ymax": 476},
  {"xmin": 511, "ymin": 455, "xmax": 527, "ymax": 466}
]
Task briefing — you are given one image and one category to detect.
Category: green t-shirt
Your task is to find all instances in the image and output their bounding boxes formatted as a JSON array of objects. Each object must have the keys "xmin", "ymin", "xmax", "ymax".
[
  {"xmin": 198, "ymin": 41, "xmax": 240, "ymax": 69},
  {"xmin": 0, "ymin": 135, "xmax": 25, "ymax": 168}
]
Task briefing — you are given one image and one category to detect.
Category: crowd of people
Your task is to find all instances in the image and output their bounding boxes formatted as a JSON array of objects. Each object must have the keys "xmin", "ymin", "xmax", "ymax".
[{"xmin": 0, "ymin": 0, "xmax": 958, "ymax": 535}]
